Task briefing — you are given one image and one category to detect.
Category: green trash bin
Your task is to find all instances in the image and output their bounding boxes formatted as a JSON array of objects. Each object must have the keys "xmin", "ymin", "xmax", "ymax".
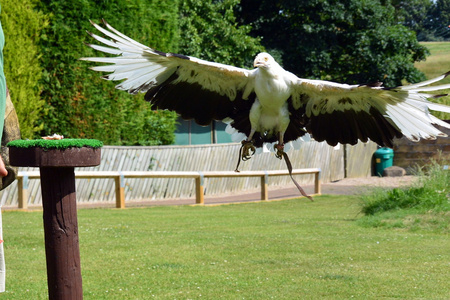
[{"xmin": 374, "ymin": 147, "xmax": 394, "ymax": 176}]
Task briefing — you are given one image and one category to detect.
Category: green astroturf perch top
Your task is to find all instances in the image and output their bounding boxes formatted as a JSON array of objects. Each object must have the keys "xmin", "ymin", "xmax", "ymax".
[{"xmin": 7, "ymin": 139, "xmax": 103, "ymax": 150}]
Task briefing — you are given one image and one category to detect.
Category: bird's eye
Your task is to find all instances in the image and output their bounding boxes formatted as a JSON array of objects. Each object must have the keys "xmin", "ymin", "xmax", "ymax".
[{"xmin": 264, "ymin": 57, "xmax": 269, "ymax": 62}]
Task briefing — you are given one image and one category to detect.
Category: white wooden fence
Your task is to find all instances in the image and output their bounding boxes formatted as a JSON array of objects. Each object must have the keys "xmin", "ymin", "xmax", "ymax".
[
  {"xmin": 15, "ymin": 168, "xmax": 322, "ymax": 209},
  {"xmin": 0, "ymin": 140, "xmax": 377, "ymax": 207}
]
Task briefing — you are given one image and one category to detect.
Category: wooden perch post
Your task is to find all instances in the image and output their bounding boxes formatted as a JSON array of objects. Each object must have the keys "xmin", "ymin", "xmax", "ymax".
[{"xmin": 8, "ymin": 139, "xmax": 102, "ymax": 300}]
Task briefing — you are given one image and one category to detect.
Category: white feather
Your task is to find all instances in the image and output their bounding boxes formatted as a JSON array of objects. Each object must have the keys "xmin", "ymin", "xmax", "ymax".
[
  {"xmin": 90, "ymin": 20, "xmax": 149, "ymax": 50},
  {"xmin": 90, "ymin": 62, "xmax": 155, "ymax": 73},
  {"xmin": 107, "ymin": 64, "xmax": 168, "ymax": 82},
  {"xmin": 400, "ymin": 72, "xmax": 450, "ymax": 90},
  {"xmin": 407, "ymin": 83, "xmax": 450, "ymax": 92},
  {"xmin": 82, "ymin": 57, "xmax": 150, "ymax": 64}
]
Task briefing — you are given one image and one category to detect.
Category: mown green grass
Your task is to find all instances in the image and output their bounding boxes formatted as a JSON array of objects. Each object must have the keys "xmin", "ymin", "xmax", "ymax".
[
  {"xmin": 416, "ymin": 42, "xmax": 450, "ymax": 120},
  {"xmin": 2, "ymin": 195, "xmax": 449, "ymax": 299},
  {"xmin": 417, "ymin": 42, "xmax": 450, "ymax": 80}
]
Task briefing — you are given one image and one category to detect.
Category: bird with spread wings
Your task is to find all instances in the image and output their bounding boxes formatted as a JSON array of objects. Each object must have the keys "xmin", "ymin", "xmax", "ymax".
[{"xmin": 81, "ymin": 20, "xmax": 450, "ymax": 196}]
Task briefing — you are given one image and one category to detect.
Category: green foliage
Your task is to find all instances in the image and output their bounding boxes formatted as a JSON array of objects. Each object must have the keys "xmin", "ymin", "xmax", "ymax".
[
  {"xmin": 237, "ymin": 0, "xmax": 428, "ymax": 86},
  {"xmin": 359, "ymin": 161, "xmax": 450, "ymax": 230},
  {"xmin": 7, "ymin": 138, "xmax": 103, "ymax": 149},
  {"xmin": 392, "ymin": 0, "xmax": 450, "ymax": 41},
  {"xmin": 179, "ymin": 0, "xmax": 264, "ymax": 68},
  {"xmin": 35, "ymin": 0, "xmax": 180, "ymax": 145},
  {"xmin": 362, "ymin": 185, "xmax": 448, "ymax": 215},
  {"xmin": 392, "ymin": 0, "xmax": 433, "ymax": 34},
  {"xmin": 424, "ymin": 0, "xmax": 450, "ymax": 40},
  {"xmin": 362, "ymin": 162, "xmax": 449, "ymax": 215},
  {"xmin": 2, "ymin": 0, "xmax": 48, "ymax": 139},
  {"xmin": 143, "ymin": 110, "xmax": 178, "ymax": 145},
  {"xmin": 119, "ymin": 107, "xmax": 177, "ymax": 146}
]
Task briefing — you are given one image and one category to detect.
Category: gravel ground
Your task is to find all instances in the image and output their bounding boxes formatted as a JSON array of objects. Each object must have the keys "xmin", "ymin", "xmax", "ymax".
[
  {"xmin": 325, "ymin": 175, "xmax": 418, "ymax": 188},
  {"xmin": 314, "ymin": 175, "xmax": 418, "ymax": 197}
]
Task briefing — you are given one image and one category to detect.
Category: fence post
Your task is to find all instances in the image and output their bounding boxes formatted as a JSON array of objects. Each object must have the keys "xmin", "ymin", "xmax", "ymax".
[
  {"xmin": 195, "ymin": 172, "xmax": 204, "ymax": 204},
  {"xmin": 261, "ymin": 171, "xmax": 269, "ymax": 200},
  {"xmin": 115, "ymin": 172, "xmax": 125, "ymax": 209},
  {"xmin": 314, "ymin": 169, "xmax": 322, "ymax": 195},
  {"xmin": 18, "ymin": 173, "xmax": 28, "ymax": 210}
]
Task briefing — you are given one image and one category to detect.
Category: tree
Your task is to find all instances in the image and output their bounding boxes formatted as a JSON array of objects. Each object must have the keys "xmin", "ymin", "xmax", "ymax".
[
  {"xmin": 390, "ymin": 0, "xmax": 450, "ymax": 41},
  {"xmin": 179, "ymin": 0, "xmax": 264, "ymax": 68},
  {"xmin": 237, "ymin": 0, "xmax": 429, "ymax": 86},
  {"xmin": 391, "ymin": 0, "xmax": 433, "ymax": 33},
  {"xmin": 425, "ymin": 0, "xmax": 450, "ymax": 41}
]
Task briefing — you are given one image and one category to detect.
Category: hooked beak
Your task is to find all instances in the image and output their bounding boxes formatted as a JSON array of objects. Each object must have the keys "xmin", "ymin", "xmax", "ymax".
[{"xmin": 254, "ymin": 60, "xmax": 265, "ymax": 68}]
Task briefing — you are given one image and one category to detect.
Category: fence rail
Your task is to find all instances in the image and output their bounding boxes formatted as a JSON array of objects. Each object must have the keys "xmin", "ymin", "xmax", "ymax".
[
  {"xmin": 2, "ymin": 141, "xmax": 377, "ymax": 207},
  {"xmin": 16, "ymin": 168, "xmax": 321, "ymax": 210}
]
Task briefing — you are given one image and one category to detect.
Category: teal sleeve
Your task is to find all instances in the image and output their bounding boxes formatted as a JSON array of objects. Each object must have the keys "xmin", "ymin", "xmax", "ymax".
[{"xmin": 0, "ymin": 6, "xmax": 6, "ymax": 140}]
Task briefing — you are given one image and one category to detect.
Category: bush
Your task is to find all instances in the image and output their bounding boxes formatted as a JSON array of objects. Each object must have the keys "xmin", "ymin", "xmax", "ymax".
[
  {"xmin": 2, "ymin": 0, "xmax": 48, "ymax": 139},
  {"xmin": 361, "ymin": 161, "xmax": 450, "ymax": 216},
  {"xmin": 359, "ymin": 160, "xmax": 450, "ymax": 231},
  {"xmin": 35, "ymin": 0, "xmax": 180, "ymax": 145}
]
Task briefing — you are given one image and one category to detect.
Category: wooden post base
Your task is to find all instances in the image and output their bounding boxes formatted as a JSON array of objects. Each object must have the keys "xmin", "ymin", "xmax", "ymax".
[
  {"xmin": 41, "ymin": 167, "xmax": 82, "ymax": 300},
  {"xmin": 8, "ymin": 140, "xmax": 102, "ymax": 300}
]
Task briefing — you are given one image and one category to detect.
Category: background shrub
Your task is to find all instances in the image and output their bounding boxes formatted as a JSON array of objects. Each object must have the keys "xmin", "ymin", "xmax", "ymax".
[
  {"xmin": 2, "ymin": 0, "xmax": 48, "ymax": 139},
  {"xmin": 34, "ymin": 0, "xmax": 180, "ymax": 145}
]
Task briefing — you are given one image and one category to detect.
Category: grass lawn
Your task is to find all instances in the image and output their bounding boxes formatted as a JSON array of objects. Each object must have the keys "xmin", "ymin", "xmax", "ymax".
[
  {"xmin": 2, "ymin": 195, "xmax": 449, "ymax": 299},
  {"xmin": 417, "ymin": 42, "xmax": 450, "ymax": 80}
]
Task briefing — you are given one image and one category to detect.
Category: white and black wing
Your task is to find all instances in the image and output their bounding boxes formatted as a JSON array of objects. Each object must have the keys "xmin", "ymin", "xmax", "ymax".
[
  {"xmin": 80, "ymin": 20, "xmax": 256, "ymax": 125},
  {"xmin": 288, "ymin": 75, "xmax": 450, "ymax": 147}
]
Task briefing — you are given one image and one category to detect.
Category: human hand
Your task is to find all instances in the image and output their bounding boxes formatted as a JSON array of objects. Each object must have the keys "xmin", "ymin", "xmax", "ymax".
[{"xmin": 0, "ymin": 154, "xmax": 8, "ymax": 177}]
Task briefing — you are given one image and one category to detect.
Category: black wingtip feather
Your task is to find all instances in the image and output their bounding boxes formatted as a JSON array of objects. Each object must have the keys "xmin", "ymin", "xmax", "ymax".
[{"xmin": 86, "ymin": 30, "xmax": 95, "ymax": 37}]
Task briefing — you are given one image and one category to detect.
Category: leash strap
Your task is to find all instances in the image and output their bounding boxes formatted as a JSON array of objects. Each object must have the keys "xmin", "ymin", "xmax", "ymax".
[{"xmin": 281, "ymin": 151, "xmax": 313, "ymax": 201}]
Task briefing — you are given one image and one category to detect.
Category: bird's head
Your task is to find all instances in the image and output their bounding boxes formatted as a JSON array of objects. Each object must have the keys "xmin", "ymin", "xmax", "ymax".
[{"xmin": 253, "ymin": 52, "xmax": 276, "ymax": 69}]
